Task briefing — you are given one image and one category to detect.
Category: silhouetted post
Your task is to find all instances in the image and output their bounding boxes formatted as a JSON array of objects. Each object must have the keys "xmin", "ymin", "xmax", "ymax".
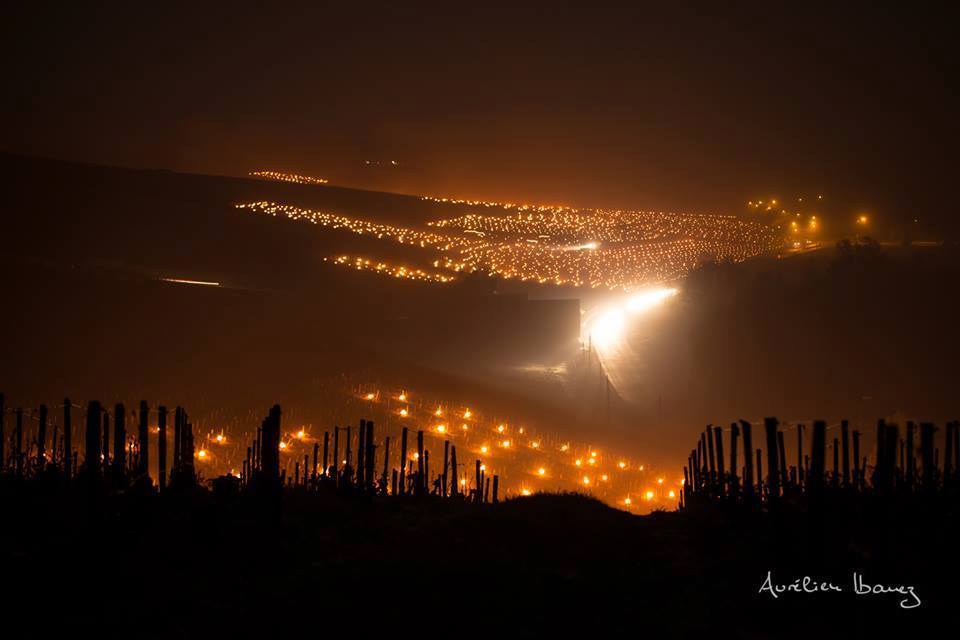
[
  {"xmin": 381, "ymin": 436, "xmax": 391, "ymax": 494},
  {"xmin": 357, "ymin": 420, "xmax": 366, "ymax": 488},
  {"xmin": 14, "ymin": 408, "xmax": 23, "ymax": 477},
  {"xmin": 391, "ymin": 468, "xmax": 398, "ymax": 495},
  {"xmin": 484, "ymin": 476, "xmax": 490, "ymax": 503},
  {"xmin": 729, "ymin": 423, "xmax": 739, "ymax": 495},
  {"xmin": 37, "ymin": 404, "xmax": 48, "ymax": 470},
  {"xmin": 51, "ymin": 425, "xmax": 58, "ymax": 470},
  {"xmin": 102, "ymin": 412, "xmax": 111, "ymax": 468},
  {"xmin": 416, "ymin": 430, "xmax": 425, "ymax": 495},
  {"xmin": 344, "ymin": 425, "xmax": 352, "ymax": 486},
  {"xmin": 695, "ymin": 441, "xmax": 703, "ymax": 491},
  {"xmin": 899, "ymin": 439, "xmax": 904, "ymax": 483},
  {"xmin": 113, "ymin": 403, "xmax": 126, "ymax": 475},
  {"xmin": 365, "ymin": 420, "xmax": 375, "ymax": 492},
  {"xmin": 332, "ymin": 427, "xmax": 340, "ymax": 481},
  {"xmin": 85, "ymin": 401, "xmax": 102, "ymax": 475},
  {"xmin": 424, "ymin": 450, "xmax": 430, "ymax": 494},
  {"xmin": 741, "ymin": 420, "xmax": 754, "ymax": 497},
  {"xmin": 713, "ymin": 426, "xmax": 725, "ymax": 496},
  {"xmin": 138, "ymin": 401, "xmax": 149, "ymax": 477},
  {"xmin": 906, "ymin": 422, "xmax": 915, "ymax": 487},
  {"xmin": 62, "ymin": 399, "xmax": 71, "ymax": 479},
  {"xmin": 442, "ymin": 440, "xmax": 450, "ymax": 497},
  {"xmin": 173, "ymin": 408, "xmax": 182, "ymax": 474},
  {"xmin": 841, "ymin": 420, "xmax": 850, "ymax": 487},
  {"xmin": 322, "ymin": 431, "xmax": 329, "ymax": 478},
  {"xmin": 492, "ymin": 475, "xmax": 499, "ymax": 503},
  {"xmin": 944, "ymin": 422, "xmax": 954, "ymax": 487},
  {"xmin": 796, "ymin": 424, "xmax": 804, "ymax": 487},
  {"xmin": 157, "ymin": 406, "xmax": 167, "ymax": 490},
  {"xmin": 832, "ymin": 438, "xmax": 839, "ymax": 487},
  {"xmin": 474, "ymin": 460, "xmax": 482, "ymax": 503},
  {"xmin": 260, "ymin": 405, "xmax": 282, "ymax": 491},
  {"xmin": 764, "ymin": 418, "xmax": 780, "ymax": 499},
  {"xmin": 399, "ymin": 427, "xmax": 408, "ymax": 495},
  {"xmin": 311, "ymin": 442, "xmax": 319, "ymax": 483},
  {"xmin": 690, "ymin": 449, "xmax": 700, "ymax": 493},
  {"xmin": 254, "ymin": 427, "xmax": 261, "ymax": 471},
  {"xmin": 776, "ymin": 430, "xmax": 788, "ymax": 489},
  {"xmin": 755, "ymin": 449, "xmax": 763, "ymax": 499},
  {"xmin": 920, "ymin": 422, "xmax": 935, "ymax": 490},
  {"xmin": 852, "ymin": 430, "xmax": 862, "ymax": 489},
  {"xmin": 450, "ymin": 445, "xmax": 458, "ymax": 497},
  {"xmin": 705, "ymin": 426, "xmax": 716, "ymax": 493},
  {"xmin": 182, "ymin": 421, "xmax": 195, "ymax": 484}
]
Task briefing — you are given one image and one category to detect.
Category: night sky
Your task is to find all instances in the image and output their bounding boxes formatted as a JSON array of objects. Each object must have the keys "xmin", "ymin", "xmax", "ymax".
[{"xmin": 3, "ymin": 2, "xmax": 957, "ymax": 230}]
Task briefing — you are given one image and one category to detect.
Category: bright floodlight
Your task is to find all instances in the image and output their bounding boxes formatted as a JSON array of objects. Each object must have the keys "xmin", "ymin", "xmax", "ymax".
[
  {"xmin": 590, "ymin": 308, "xmax": 626, "ymax": 347},
  {"xmin": 625, "ymin": 287, "xmax": 677, "ymax": 313}
]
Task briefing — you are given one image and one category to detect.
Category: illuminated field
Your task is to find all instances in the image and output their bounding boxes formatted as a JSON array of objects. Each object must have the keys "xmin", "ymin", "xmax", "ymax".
[
  {"xmin": 237, "ymin": 173, "xmax": 784, "ymax": 290},
  {"xmin": 191, "ymin": 384, "xmax": 680, "ymax": 512}
]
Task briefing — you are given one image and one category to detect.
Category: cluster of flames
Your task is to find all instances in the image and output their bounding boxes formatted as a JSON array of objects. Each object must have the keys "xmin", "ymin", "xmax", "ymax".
[
  {"xmin": 249, "ymin": 170, "xmax": 328, "ymax": 185},
  {"xmin": 236, "ymin": 174, "xmax": 783, "ymax": 290},
  {"xmin": 191, "ymin": 386, "xmax": 681, "ymax": 512}
]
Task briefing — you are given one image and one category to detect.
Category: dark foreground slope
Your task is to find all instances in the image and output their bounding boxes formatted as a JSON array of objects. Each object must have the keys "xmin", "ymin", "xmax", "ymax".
[{"xmin": 1, "ymin": 483, "xmax": 954, "ymax": 638}]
